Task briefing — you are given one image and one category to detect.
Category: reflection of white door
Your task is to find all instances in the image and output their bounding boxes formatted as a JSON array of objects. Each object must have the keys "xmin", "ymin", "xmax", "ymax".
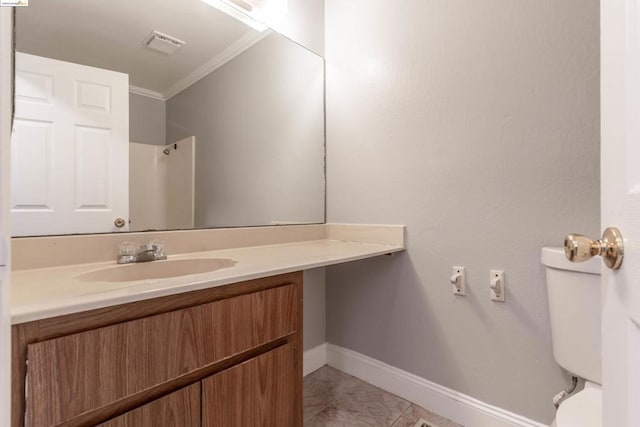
[
  {"xmin": 601, "ymin": 1, "xmax": 640, "ymax": 426},
  {"xmin": 11, "ymin": 53, "xmax": 129, "ymax": 236}
]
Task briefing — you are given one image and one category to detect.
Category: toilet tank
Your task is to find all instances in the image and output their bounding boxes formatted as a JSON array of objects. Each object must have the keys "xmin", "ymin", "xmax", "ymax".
[{"xmin": 541, "ymin": 247, "xmax": 601, "ymax": 384}]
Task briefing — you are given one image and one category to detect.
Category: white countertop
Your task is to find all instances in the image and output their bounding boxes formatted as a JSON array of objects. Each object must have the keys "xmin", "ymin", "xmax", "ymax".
[{"xmin": 11, "ymin": 239, "xmax": 404, "ymax": 324}]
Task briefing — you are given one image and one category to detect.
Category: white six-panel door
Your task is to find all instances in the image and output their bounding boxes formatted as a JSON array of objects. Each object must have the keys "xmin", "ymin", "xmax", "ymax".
[
  {"xmin": 12, "ymin": 53, "xmax": 129, "ymax": 236},
  {"xmin": 601, "ymin": 1, "xmax": 640, "ymax": 426}
]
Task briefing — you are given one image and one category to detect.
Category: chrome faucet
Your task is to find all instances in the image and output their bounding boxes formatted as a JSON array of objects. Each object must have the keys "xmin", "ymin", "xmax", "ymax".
[{"xmin": 117, "ymin": 241, "xmax": 167, "ymax": 264}]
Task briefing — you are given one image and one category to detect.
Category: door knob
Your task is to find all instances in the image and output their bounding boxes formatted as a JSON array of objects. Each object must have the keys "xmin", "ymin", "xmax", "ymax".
[
  {"xmin": 114, "ymin": 218, "xmax": 127, "ymax": 228},
  {"xmin": 564, "ymin": 227, "xmax": 624, "ymax": 270}
]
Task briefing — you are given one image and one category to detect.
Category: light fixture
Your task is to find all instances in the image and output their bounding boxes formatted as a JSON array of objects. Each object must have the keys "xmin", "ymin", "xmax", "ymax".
[{"xmin": 202, "ymin": 0, "xmax": 288, "ymax": 32}]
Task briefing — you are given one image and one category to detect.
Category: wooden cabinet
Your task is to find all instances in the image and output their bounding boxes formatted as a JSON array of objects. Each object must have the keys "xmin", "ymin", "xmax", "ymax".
[{"xmin": 12, "ymin": 272, "xmax": 302, "ymax": 427}]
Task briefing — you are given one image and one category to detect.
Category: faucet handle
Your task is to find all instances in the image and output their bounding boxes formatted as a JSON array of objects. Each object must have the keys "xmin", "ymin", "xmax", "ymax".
[
  {"xmin": 117, "ymin": 241, "xmax": 138, "ymax": 264},
  {"xmin": 118, "ymin": 241, "xmax": 137, "ymax": 256},
  {"xmin": 149, "ymin": 240, "xmax": 166, "ymax": 259},
  {"xmin": 149, "ymin": 240, "xmax": 165, "ymax": 253},
  {"xmin": 138, "ymin": 243, "xmax": 156, "ymax": 252}
]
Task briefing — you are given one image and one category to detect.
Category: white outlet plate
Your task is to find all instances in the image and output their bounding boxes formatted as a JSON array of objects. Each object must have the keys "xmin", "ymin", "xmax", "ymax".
[
  {"xmin": 451, "ymin": 266, "xmax": 466, "ymax": 296},
  {"xmin": 490, "ymin": 269, "xmax": 505, "ymax": 302}
]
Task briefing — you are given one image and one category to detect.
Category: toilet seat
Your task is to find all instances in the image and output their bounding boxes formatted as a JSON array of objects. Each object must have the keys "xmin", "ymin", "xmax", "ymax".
[{"xmin": 555, "ymin": 382, "xmax": 602, "ymax": 427}]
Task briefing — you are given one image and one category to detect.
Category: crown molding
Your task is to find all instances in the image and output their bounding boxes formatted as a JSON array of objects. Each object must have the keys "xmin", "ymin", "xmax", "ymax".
[
  {"xmin": 163, "ymin": 30, "xmax": 271, "ymax": 100},
  {"xmin": 128, "ymin": 30, "xmax": 271, "ymax": 102},
  {"xmin": 129, "ymin": 85, "xmax": 166, "ymax": 101}
]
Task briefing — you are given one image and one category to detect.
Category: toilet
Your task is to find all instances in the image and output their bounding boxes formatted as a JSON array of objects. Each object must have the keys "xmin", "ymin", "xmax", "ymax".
[{"xmin": 541, "ymin": 247, "xmax": 602, "ymax": 427}]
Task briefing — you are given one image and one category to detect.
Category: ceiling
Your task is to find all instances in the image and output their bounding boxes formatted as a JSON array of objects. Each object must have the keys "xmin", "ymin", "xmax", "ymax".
[{"xmin": 16, "ymin": 0, "xmax": 260, "ymax": 96}]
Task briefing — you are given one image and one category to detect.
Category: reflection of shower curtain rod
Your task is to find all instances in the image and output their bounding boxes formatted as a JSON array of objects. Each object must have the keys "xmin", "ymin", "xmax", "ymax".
[{"xmin": 163, "ymin": 143, "xmax": 178, "ymax": 155}]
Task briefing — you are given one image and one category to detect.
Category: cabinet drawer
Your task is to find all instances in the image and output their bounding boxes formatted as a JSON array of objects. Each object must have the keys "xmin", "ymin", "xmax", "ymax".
[{"xmin": 25, "ymin": 284, "xmax": 297, "ymax": 426}]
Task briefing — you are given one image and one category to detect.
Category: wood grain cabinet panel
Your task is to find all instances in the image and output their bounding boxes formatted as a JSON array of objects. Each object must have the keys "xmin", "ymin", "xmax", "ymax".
[
  {"xmin": 202, "ymin": 343, "xmax": 300, "ymax": 427},
  {"xmin": 25, "ymin": 285, "xmax": 297, "ymax": 426},
  {"xmin": 98, "ymin": 384, "xmax": 200, "ymax": 427}
]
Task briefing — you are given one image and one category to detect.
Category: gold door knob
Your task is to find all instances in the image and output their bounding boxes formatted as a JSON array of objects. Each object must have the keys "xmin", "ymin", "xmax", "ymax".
[
  {"xmin": 564, "ymin": 227, "xmax": 624, "ymax": 270},
  {"xmin": 114, "ymin": 218, "xmax": 127, "ymax": 228}
]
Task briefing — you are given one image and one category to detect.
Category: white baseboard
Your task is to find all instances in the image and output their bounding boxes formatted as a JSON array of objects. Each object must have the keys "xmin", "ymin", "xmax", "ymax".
[
  {"xmin": 303, "ymin": 343, "xmax": 327, "ymax": 377},
  {"xmin": 326, "ymin": 344, "xmax": 549, "ymax": 427}
]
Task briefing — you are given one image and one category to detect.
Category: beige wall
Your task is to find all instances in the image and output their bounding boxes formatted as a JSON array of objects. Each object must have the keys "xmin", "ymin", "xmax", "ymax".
[{"xmin": 325, "ymin": 0, "xmax": 600, "ymax": 423}]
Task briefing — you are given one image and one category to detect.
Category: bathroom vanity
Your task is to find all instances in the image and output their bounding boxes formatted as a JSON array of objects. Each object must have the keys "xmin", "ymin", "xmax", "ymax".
[
  {"xmin": 7, "ymin": 1, "xmax": 402, "ymax": 425},
  {"xmin": 9, "ymin": 224, "xmax": 405, "ymax": 426},
  {"xmin": 12, "ymin": 272, "xmax": 302, "ymax": 426}
]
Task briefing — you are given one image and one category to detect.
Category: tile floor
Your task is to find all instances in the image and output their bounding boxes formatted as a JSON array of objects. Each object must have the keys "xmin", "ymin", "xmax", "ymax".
[{"xmin": 303, "ymin": 366, "xmax": 463, "ymax": 427}]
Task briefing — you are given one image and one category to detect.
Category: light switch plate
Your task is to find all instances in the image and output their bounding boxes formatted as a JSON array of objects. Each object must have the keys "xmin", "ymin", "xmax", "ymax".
[
  {"xmin": 451, "ymin": 266, "xmax": 466, "ymax": 296},
  {"xmin": 490, "ymin": 269, "xmax": 505, "ymax": 302}
]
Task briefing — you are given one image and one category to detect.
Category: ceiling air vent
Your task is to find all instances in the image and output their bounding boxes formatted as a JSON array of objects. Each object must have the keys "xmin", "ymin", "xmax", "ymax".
[{"xmin": 143, "ymin": 31, "xmax": 186, "ymax": 55}]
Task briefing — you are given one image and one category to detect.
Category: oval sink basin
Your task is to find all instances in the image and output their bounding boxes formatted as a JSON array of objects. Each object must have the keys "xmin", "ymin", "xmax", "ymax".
[{"xmin": 75, "ymin": 258, "xmax": 237, "ymax": 283}]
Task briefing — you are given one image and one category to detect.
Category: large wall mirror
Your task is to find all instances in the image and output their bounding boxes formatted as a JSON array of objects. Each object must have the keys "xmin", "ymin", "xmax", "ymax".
[{"xmin": 11, "ymin": 0, "xmax": 325, "ymax": 237}]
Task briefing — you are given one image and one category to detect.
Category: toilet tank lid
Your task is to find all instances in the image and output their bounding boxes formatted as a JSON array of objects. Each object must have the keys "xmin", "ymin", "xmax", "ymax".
[{"xmin": 541, "ymin": 247, "xmax": 601, "ymax": 275}]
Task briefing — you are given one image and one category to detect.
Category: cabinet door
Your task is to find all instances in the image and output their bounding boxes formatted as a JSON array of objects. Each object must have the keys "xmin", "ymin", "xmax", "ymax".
[
  {"xmin": 202, "ymin": 342, "xmax": 300, "ymax": 427},
  {"xmin": 24, "ymin": 284, "xmax": 297, "ymax": 426},
  {"xmin": 98, "ymin": 384, "xmax": 200, "ymax": 427}
]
